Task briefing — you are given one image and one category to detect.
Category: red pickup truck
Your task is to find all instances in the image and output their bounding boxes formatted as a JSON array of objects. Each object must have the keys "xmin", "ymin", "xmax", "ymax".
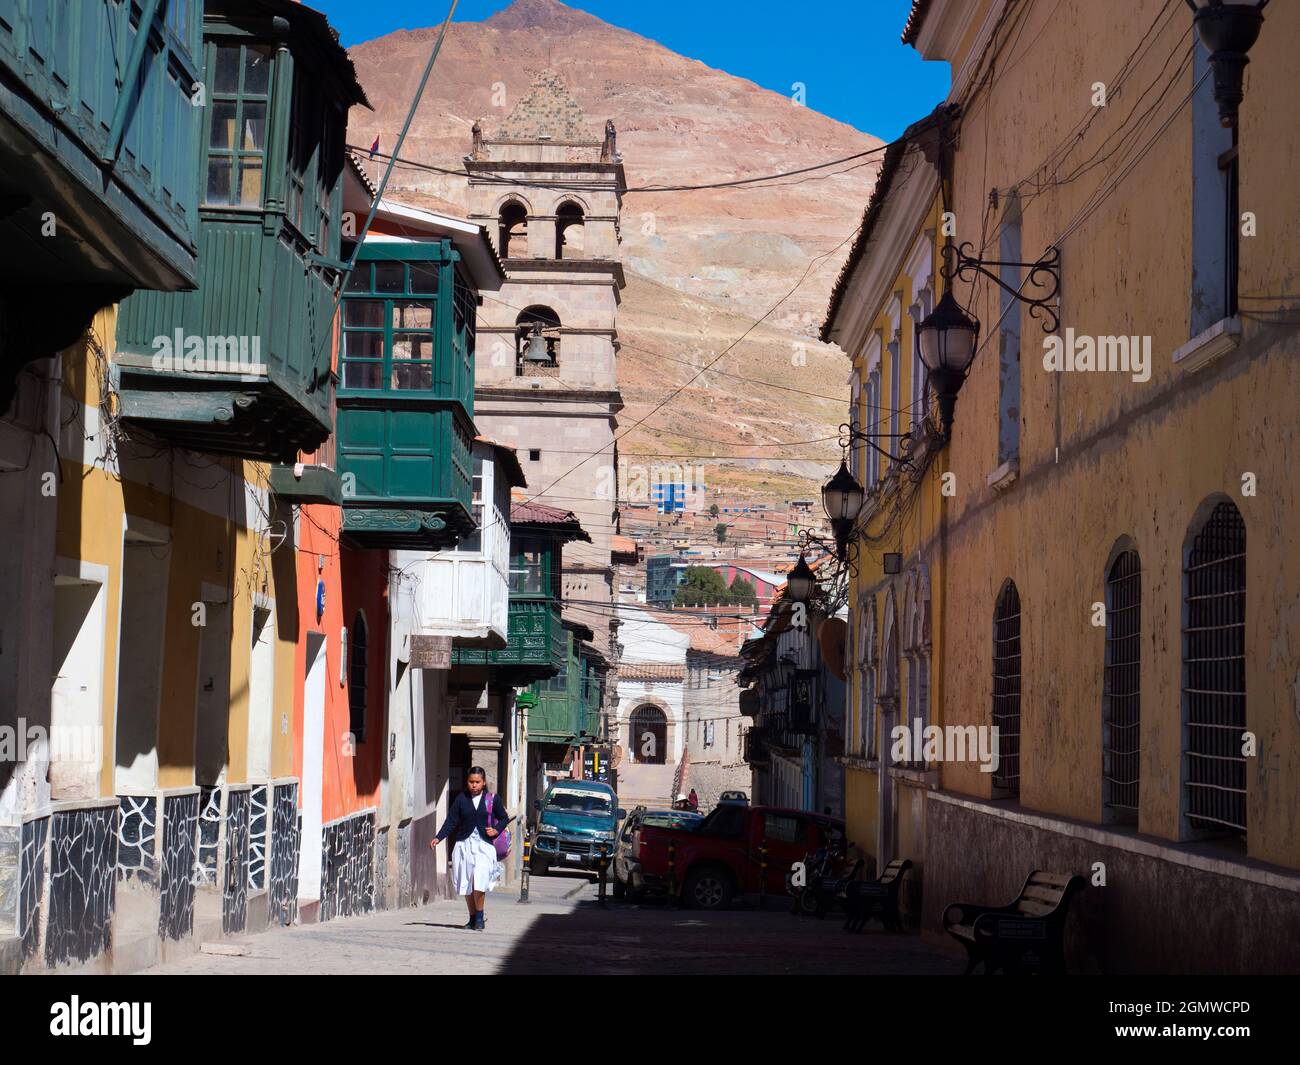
[{"xmin": 633, "ymin": 803, "xmax": 846, "ymax": 910}]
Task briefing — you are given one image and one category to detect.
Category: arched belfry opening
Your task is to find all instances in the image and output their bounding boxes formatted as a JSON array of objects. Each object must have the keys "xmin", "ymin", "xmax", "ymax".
[
  {"xmin": 555, "ymin": 201, "xmax": 585, "ymax": 259},
  {"xmin": 515, "ymin": 305, "xmax": 561, "ymax": 373},
  {"xmin": 498, "ymin": 200, "xmax": 528, "ymax": 258}
]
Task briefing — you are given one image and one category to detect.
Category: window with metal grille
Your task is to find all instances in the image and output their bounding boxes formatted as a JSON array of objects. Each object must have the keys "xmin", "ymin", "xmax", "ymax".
[
  {"xmin": 348, "ymin": 611, "xmax": 368, "ymax": 743},
  {"xmin": 1183, "ymin": 501, "xmax": 1246, "ymax": 838},
  {"xmin": 992, "ymin": 581, "xmax": 1021, "ymax": 797},
  {"xmin": 1103, "ymin": 550, "xmax": 1141, "ymax": 822}
]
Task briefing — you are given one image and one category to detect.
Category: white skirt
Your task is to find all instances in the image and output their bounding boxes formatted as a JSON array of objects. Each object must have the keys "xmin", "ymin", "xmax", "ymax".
[{"xmin": 451, "ymin": 829, "xmax": 503, "ymax": 895}]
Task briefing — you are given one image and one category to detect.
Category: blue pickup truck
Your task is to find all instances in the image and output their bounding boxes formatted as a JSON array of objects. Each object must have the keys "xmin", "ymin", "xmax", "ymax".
[{"xmin": 530, "ymin": 780, "xmax": 626, "ymax": 880}]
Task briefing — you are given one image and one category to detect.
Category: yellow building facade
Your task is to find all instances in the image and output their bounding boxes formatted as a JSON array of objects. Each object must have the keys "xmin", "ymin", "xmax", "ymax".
[
  {"xmin": 825, "ymin": 0, "xmax": 1300, "ymax": 971},
  {"xmin": 823, "ymin": 110, "xmax": 951, "ymax": 918}
]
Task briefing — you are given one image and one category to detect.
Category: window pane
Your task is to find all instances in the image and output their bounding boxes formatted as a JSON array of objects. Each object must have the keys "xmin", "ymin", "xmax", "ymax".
[
  {"xmin": 343, "ymin": 361, "xmax": 382, "ymax": 389},
  {"xmin": 345, "ymin": 265, "xmax": 370, "ymax": 293},
  {"xmin": 213, "ymin": 45, "xmax": 239, "ymax": 94},
  {"xmin": 241, "ymin": 101, "xmax": 266, "ymax": 151},
  {"xmin": 343, "ymin": 331, "xmax": 383, "ymax": 359},
  {"xmin": 392, "ymin": 332, "xmax": 434, "ymax": 361},
  {"xmin": 206, "ymin": 158, "xmax": 233, "ymax": 204},
  {"xmin": 460, "ymin": 504, "xmax": 483, "ymax": 553},
  {"xmin": 374, "ymin": 262, "xmax": 404, "ymax": 293},
  {"xmin": 392, "ymin": 362, "xmax": 433, "ymax": 390},
  {"xmin": 238, "ymin": 157, "xmax": 263, "ymax": 206},
  {"xmin": 410, "ymin": 263, "xmax": 439, "ymax": 294},
  {"xmin": 394, "ymin": 302, "xmax": 433, "ymax": 330},
  {"xmin": 209, "ymin": 101, "xmax": 236, "ymax": 149},
  {"xmin": 343, "ymin": 300, "xmax": 384, "ymax": 328},
  {"xmin": 243, "ymin": 45, "xmax": 272, "ymax": 95}
]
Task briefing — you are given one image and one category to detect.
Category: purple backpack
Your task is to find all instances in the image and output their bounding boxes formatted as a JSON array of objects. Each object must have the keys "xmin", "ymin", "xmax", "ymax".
[{"xmin": 486, "ymin": 793, "xmax": 511, "ymax": 861}]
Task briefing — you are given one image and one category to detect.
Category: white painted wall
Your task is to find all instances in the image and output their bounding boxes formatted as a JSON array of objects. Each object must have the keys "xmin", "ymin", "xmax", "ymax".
[{"xmin": 298, "ymin": 632, "xmax": 327, "ymax": 902}]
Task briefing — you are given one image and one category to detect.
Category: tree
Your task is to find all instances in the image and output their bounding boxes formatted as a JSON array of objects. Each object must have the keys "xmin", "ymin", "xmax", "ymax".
[
  {"xmin": 729, "ymin": 576, "xmax": 757, "ymax": 607},
  {"xmin": 709, "ymin": 503, "xmax": 719, "ymax": 518},
  {"xmin": 715, "ymin": 522, "xmax": 727, "ymax": 544},
  {"xmin": 674, "ymin": 566, "xmax": 730, "ymax": 607}
]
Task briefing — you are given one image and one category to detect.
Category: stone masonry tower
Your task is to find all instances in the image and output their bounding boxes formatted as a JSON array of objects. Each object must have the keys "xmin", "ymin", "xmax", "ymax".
[{"xmin": 466, "ymin": 70, "xmax": 625, "ymax": 673}]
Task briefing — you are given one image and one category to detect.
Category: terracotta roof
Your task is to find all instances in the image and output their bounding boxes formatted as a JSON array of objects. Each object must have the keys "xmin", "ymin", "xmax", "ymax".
[
  {"xmin": 819, "ymin": 104, "xmax": 957, "ymax": 344},
  {"xmin": 611, "ymin": 534, "xmax": 639, "ymax": 562},
  {"xmin": 509, "ymin": 499, "xmax": 592, "ymax": 541},
  {"xmin": 659, "ymin": 613, "xmax": 743, "ymax": 657},
  {"xmin": 346, "ymin": 152, "xmax": 378, "ymax": 200},
  {"xmin": 620, "ymin": 663, "xmax": 686, "ymax": 682},
  {"xmin": 901, "ymin": 0, "xmax": 933, "ymax": 45}
]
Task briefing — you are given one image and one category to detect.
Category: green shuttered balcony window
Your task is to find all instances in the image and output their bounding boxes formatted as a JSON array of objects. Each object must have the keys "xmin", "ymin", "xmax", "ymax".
[
  {"xmin": 335, "ymin": 242, "xmax": 477, "ymax": 550},
  {"xmin": 112, "ymin": 9, "xmax": 362, "ymax": 462},
  {"xmin": 205, "ymin": 42, "xmax": 272, "ymax": 208}
]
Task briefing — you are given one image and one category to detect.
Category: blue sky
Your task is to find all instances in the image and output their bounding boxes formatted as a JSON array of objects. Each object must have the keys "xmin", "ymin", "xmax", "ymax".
[{"xmin": 313, "ymin": 0, "xmax": 951, "ymax": 141}]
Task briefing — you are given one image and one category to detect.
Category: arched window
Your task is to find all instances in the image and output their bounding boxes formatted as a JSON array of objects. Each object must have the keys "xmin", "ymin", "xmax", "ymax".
[
  {"xmin": 1103, "ymin": 547, "xmax": 1141, "ymax": 823},
  {"xmin": 858, "ymin": 597, "xmax": 877, "ymax": 760},
  {"xmin": 992, "ymin": 581, "xmax": 1021, "ymax": 797},
  {"xmin": 555, "ymin": 200, "xmax": 585, "ymax": 259},
  {"xmin": 348, "ymin": 611, "xmax": 368, "ymax": 743},
  {"xmin": 903, "ymin": 566, "xmax": 931, "ymax": 740},
  {"xmin": 515, "ymin": 305, "xmax": 561, "ymax": 373},
  {"xmin": 1183, "ymin": 500, "xmax": 1246, "ymax": 839},
  {"xmin": 629, "ymin": 704, "xmax": 668, "ymax": 765},
  {"xmin": 498, "ymin": 200, "xmax": 528, "ymax": 258}
]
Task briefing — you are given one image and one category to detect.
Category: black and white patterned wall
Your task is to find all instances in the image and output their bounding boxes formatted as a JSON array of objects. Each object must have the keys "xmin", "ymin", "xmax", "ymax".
[
  {"xmin": 19, "ymin": 816, "xmax": 48, "ymax": 963},
  {"xmin": 320, "ymin": 811, "xmax": 375, "ymax": 922},
  {"xmin": 374, "ymin": 827, "xmax": 389, "ymax": 910},
  {"xmin": 222, "ymin": 788, "xmax": 250, "ymax": 935},
  {"xmin": 197, "ymin": 785, "xmax": 221, "ymax": 886},
  {"xmin": 159, "ymin": 792, "xmax": 198, "ymax": 942},
  {"xmin": 0, "ymin": 825, "xmax": 17, "ymax": 940},
  {"xmin": 45, "ymin": 806, "xmax": 117, "ymax": 968},
  {"xmin": 248, "ymin": 784, "xmax": 267, "ymax": 890},
  {"xmin": 117, "ymin": 795, "xmax": 157, "ymax": 886},
  {"xmin": 267, "ymin": 782, "xmax": 299, "ymax": 927},
  {"xmin": 396, "ymin": 820, "xmax": 412, "ymax": 910}
]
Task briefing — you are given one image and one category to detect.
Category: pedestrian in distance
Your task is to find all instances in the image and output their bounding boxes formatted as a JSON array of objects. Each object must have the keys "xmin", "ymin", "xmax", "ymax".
[
  {"xmin": 430, "ymin": 767, "xmax": 509, "ymax": 930},
  {"xmin": 687, "ymin": 788, "xmax": 699, "ymax": 811}
]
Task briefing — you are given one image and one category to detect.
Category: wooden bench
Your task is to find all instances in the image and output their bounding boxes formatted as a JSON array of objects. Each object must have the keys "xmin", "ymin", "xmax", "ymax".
[
  {"xmin": 810, "ymin": 857, "xmax": 864, "ymax": 918},
  {"xmin": 942, "ymin": 869, "xmax": 1085, "ymax": 974},
  {"xmin": 840, "ymin": 858, "xmax": 912, "ymax": 933}
]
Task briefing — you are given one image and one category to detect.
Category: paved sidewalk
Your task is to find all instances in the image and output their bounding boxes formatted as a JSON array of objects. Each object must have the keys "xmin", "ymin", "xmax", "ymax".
[{"xmin": 141, "ymin": 875, "xmax": 961, "ymax": 975}]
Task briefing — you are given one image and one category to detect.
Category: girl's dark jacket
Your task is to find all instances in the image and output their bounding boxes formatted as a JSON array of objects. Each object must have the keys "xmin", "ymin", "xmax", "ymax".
[{"xmin": 435, "ymin": 791, "xmax": 508, "ymax": 844}]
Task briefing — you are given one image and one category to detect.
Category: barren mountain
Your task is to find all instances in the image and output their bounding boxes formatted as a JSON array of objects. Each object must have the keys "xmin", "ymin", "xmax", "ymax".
[{"xmin": 345, "ymin": 0, "xmax": 880, "ymax": 500}]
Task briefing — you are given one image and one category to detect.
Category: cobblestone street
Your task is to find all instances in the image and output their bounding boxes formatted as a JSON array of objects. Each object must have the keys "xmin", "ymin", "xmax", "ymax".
[{"xmin": 141, "ymin": 876, "xmax": 961, "ymax": 976}]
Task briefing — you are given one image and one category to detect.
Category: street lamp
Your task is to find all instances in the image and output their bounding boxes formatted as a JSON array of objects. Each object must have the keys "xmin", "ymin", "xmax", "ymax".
[
  {"xmin": 917, "ymin": 287, "xmax": 979, "ymax": 440},
  {"xmin": 821, "ymin": 460, "xmax": 865, "ymax": 559},
  {"xmin": 785, "ymin": 554, "xmax": 816, "ymax": 604},
  {"xmin": 1186, "ymin": 0, "xmax": 1270, "ymax": 128}
]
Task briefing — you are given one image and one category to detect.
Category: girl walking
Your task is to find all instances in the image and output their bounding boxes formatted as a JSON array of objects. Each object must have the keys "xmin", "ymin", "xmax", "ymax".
[{"xmin": 430, "ymin": 767, "xmax": 508, "ymax": 930}]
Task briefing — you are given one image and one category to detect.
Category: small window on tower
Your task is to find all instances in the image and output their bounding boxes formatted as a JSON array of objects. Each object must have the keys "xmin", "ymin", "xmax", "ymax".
[{"xmin": 529, "ymin": 449, "xmax": 541, "ymax": 462}]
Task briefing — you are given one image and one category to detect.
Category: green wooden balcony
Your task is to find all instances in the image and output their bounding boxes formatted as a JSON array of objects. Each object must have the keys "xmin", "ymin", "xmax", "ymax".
[
  {"xmin": 452, "ymin": 596, "xmax": 564, "ymax": 681},
  {"xmin": 525, "ymin": 626, "xmax": 593, "ymax": 743},
  {"xmin": 112, "ymin": 6, "xmax": 367, "ymax": 461},
  {"xmin": 0, "ymin": 0, "xmax": 203, "ymax": 393},
  {"xmin": 268, "ymin": 463, "xmax": 342, "ymax": 506},
  {"xmin": 336, "ymin": 242, "xmax": 479, "ymax": 549}
]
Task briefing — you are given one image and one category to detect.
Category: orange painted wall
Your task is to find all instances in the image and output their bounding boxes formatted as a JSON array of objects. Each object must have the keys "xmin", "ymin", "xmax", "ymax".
[{"xmin": 291, "ymin": 503, "xmax": 388, "ymax": 826}]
